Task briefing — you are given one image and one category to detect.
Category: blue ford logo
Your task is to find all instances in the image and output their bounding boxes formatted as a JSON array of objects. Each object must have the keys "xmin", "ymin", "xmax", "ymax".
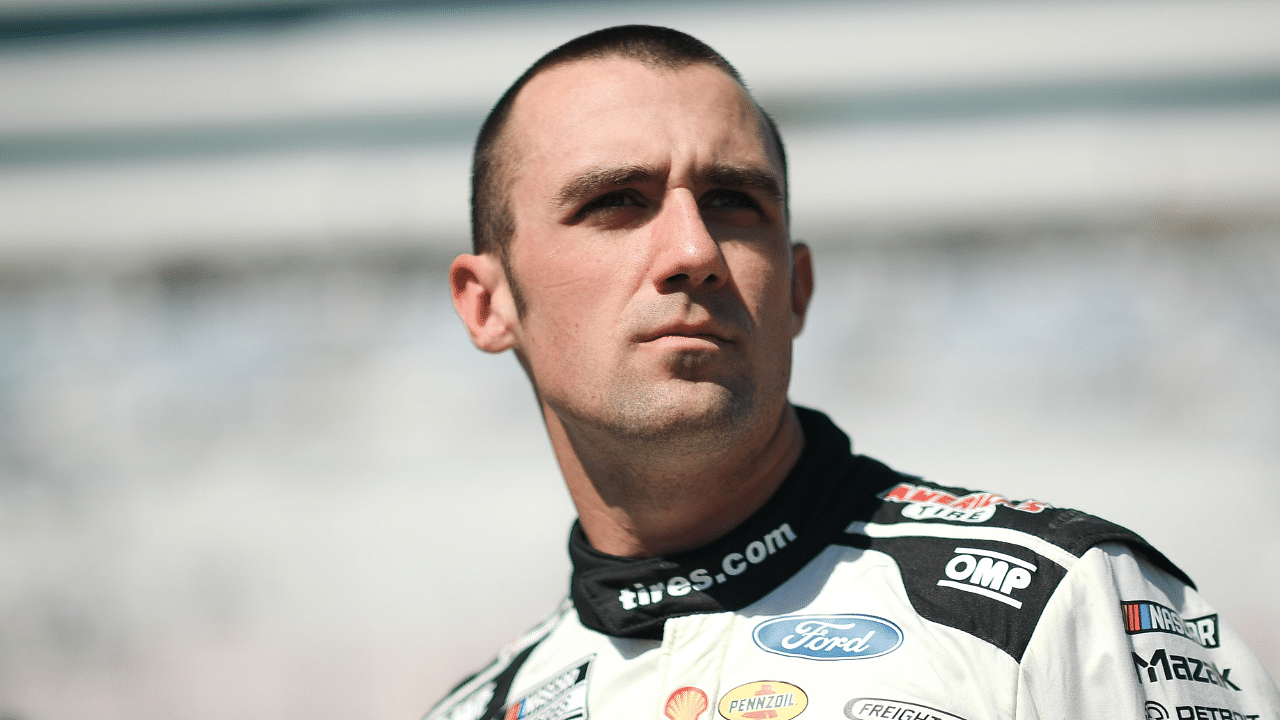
[{"xmin": 753, "ymin": 614, "xmax": 903, "ymax": 661}]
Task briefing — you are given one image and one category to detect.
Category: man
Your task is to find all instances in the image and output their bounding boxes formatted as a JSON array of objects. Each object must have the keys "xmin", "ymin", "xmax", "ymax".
[{"xmin": 429, "ymin": 25, "xmax": 1279, "ymax": 720}]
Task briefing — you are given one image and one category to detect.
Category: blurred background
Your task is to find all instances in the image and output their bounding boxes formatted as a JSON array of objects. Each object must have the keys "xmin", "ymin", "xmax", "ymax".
[{"xmin": 2, "ymin": 0, "xmax": 1278, "ymax": 717}]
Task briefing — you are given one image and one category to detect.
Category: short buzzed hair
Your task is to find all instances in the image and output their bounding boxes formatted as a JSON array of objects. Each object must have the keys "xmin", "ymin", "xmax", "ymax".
[{"xmin": 470, "ymin": 24, "xmax": 788, "ymax": 258}]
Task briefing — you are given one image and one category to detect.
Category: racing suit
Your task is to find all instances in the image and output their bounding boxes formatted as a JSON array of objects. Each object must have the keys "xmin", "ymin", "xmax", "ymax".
[{"xmin": 426, "ymin": 407, "xmax": 1280, "ymax": 720}]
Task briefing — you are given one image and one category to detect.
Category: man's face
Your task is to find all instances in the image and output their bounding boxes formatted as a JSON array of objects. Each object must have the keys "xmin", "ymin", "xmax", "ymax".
[{"xmin": 498, "ymin": 58, "xmax": 810, "ymax": 446}]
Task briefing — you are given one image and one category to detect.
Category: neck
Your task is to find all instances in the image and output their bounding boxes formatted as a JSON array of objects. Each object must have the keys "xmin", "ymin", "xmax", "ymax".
[{"xmin": 542, "ymin": 401, "xmax": 806, "ymax": 558}]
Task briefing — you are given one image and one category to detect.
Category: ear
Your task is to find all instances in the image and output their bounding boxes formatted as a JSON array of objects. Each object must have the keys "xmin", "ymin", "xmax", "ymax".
[
  {"xmin": 451, "ymin": 253, "xmax": 519, "ymax": 353},
  {"xmin": 789, "ymin": 242, "xmax": 815, "ymax": 338}
]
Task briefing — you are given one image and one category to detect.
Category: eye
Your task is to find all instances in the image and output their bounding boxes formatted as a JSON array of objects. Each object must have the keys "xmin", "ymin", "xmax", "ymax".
[
  {"xmin": 574, "ymin": 189, "xmax": 647, "ymax": 221},
  {"xmin": 700, "ymin": 189, "xmax": 761, "ymax": 212}
]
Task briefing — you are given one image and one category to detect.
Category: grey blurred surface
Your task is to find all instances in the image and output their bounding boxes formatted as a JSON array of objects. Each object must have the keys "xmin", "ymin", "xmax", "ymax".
[
  {"xmin": 2, "ymin": 222, "xmax": 1278, "ymax": 718},
  {"xmin": 2, "ymin": 1, "xmax": 1279, "ymax": 718}
]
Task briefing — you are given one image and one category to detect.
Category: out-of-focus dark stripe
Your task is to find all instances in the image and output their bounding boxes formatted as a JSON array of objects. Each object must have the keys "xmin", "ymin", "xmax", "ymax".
[
  {"xmin": 763, "ymin": 70, "xmax": 1280, "ymax": 126},
  {"xmin": 0, "ymin": 111, "xmax": 482, "ymax": 165},
  {"xmin": 3, "ymin": 70, "xmax": 1279, "ymax": 166},
  {"xmin": 0, "ymin": 0, "xmax": 598, "ymax": 44}
]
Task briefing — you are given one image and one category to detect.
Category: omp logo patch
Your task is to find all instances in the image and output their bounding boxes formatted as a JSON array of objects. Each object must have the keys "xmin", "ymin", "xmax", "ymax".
[
  {"xmin": 1123, "ymin": 601, "xmax": 1220, "ymax": 648},
  {"xmin": 937, "ymin": 547, "xmax": 1036, "ymax": 609},
  {"xmin": 618, "ymin": 523, "xmax": 796, "ymax": 611},
  {"xmin": 717, "ymin": 681, "xmax": 807, "ymax": 720},
  {"xmin": 1132, "ymin": 648, "xmax": 1240, "ymax": 692},
  {"xmin": 504, "ymin": 656, "xmax": 593, "ymax": 720},
  {"xmin": 753, "ymin": 614, "xmax": 903, "ymax": 661},
  {"xmin": 844, "ymin": 698, "xmax": 967, "ymax": 720}
]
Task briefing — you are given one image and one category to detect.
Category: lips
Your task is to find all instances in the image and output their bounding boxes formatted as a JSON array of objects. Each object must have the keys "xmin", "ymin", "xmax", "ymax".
[
  {"xmin": 629, "ymin": 295, "xmax": 748, "ymax": 347},
  {"xmin": 636, "ymin": 320, "xmax": 735, "ymax": 346}
]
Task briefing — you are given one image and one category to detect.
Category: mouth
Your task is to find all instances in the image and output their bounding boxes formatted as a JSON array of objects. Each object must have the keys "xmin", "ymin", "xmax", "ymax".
[
  {"xmin": 636, "ymin": 322, "xmax": 736, "ymax": 347},
  {"xmin": 630, "ymin": 297, "xmax": 748, "ymax": 350}
]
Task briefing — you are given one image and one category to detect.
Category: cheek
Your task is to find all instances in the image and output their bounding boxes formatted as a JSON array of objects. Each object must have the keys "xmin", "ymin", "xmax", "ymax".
[
  {"xmin": 729, "ymin": 247, "xmax": 791, "ymax": 316},
  {"xmin": 517, "ymin": 285, "xmax": 610, "ymax": 380}
]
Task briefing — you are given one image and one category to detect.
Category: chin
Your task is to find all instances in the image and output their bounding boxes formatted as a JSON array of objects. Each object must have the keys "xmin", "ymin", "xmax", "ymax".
[{"xmin": 606, "ymin": 380, "xmax": 760, "ymax": 445}]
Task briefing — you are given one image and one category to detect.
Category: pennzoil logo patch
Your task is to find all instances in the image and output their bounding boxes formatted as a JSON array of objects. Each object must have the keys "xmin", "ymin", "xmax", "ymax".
[
  {"xmin": 504, "ymin": 655, "xmax": 593, "ymax": 720},
  {"xmin": 718, "ymin": 681, "xmax": 807, "ymax": 720}
]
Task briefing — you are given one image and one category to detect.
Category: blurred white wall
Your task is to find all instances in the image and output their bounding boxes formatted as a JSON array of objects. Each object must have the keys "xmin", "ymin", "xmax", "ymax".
[
  {"xmin": 1, "ymin": 1, "xmax": 1278, "ymax": 718},
  {"xmin": 4, "ymin": 0, "xmax": 1280, "ymax": 254}
]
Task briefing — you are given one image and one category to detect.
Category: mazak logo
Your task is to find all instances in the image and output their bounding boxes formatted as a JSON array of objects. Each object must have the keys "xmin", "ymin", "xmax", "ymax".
[
  {"xmin": 504, "ymin": 656, "xmax": 593, "ymax": 720},
  {"xmin": 1132, "ymin": 648, "xmax": 1240, "ymax": 692},
  {"xmin": 618, "ymin": 523, "xmax": 796, "ymax": 611},
  {"xmin": 881, "ymin": 482, "xmax": 1050, "ymax": 520},
  {"xmin": 1123, "ymin": 601, "xmax": 1220, "ymax": 648},
  {"xmin": 937, "ymin": 547, "xmax": 1036, "ymax": 609},
  {"xmin": 753, "ymin": 614, "xmax": 903, "ymax": 661}
]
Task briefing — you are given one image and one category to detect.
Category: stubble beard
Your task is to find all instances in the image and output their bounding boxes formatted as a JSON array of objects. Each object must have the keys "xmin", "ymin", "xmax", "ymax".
[
  {"xmin": 596, "ymin": 344, "xmax": 794, "ymax": 499},
  {"xmin": 609, "ymin": 369, "xmax": 756, "ymax": 448}
]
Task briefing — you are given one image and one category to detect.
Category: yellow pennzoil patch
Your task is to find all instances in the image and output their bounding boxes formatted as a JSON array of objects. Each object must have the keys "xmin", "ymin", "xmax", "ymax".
[{"xmin": 717, "ymin": 681, "xmax": 808, "ymax": 720}]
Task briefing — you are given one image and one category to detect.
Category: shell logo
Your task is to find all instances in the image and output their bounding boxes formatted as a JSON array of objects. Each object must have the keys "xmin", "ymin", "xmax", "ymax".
[
  {"xmin": 717, "ymin": 681, "xmax": 808, "ymax": 720},
  {"xmin": 664, "ymin": 686, "xmax": 709, "ymax": 720}
]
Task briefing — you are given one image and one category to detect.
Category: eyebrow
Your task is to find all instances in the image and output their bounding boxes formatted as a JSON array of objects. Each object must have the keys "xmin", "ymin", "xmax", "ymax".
[
  {"xmin": 697, "ymin": 164, "xmax": 783, "ymax": 200},
  {"xmin": 553, "ymin": 164, "xmax": 658, "ymax": 209},
  {"xmin": 552, "ymin": 162, "xmax": 783, "ymax": 210}
]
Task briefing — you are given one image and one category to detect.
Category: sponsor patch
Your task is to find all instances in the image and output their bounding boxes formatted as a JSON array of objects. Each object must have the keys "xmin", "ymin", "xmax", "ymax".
[
  {"xmin": 881, "ymin": 482, "xmax": 1050, "ymax": 515},
  {"xmin": 617, "ymin": 523, "xmax": 797, "ymax": 611},
  {"xmin": 1174, "ymin": 707, "xmax": 1261, "ymax": 720},
  {"xmin": 665, "ymin": 687, "xmax": 709, "ymax": 720},
  {"xmin": 718, "ymin": 681, "xmax": 807, "ymax": 720},
  {"xmin": 901, "ymin": 503, "xmax": 995, "ymax": 524},
  {"xmin": 753, "ymin": 614, "xmax": 903, "ymax": 661},
  {"xmin": 1147, "ymin": 702, "xmax": 1170, "ymax": 720},
  {"xmin": 844, "ymin": 697, "xmax": 967, "ymax": 720},
  {"xmin": 504, "ymin": 656, "xmax": 593, "ymax": 720},
  {"xmin": 1132, "ymin": 648, "xmax": 1240, "ymax": 691},
  {"xmin": 1123, "ymin": 601, "xmax": 1220, "ymax": 648},
  {"xmin": 936, "ymin": 547, "xmax": 1037, "ymax": 609}
]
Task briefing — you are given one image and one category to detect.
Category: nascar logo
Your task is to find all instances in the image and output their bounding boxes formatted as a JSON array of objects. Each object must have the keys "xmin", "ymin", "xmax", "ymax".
[{"xmin": 1122, "ymin": 601, "xmax": 1219, "ymax": 648}]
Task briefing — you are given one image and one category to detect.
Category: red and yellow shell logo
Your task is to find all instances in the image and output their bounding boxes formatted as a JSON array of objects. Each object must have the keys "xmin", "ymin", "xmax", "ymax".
[
  {"xmin": 664, "ymin": 686, "xmax": 709, "ymax": 720},
  {"xmin": 717, "ymin": 681, "xmax": 808, "ymax": 720}
]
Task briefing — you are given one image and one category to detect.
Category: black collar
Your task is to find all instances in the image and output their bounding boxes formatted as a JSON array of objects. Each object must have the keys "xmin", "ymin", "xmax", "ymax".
[{"xmin": 568, "ymin": 408, "xmax": 899, "ymax": 639}]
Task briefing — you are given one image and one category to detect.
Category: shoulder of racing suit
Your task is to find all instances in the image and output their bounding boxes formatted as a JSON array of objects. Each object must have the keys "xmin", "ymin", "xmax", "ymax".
[
  {"xmin": 424, "ymin": 406, "xmax": 1195, "ymax": 718},
  {"xmin": 844, "ymin": 468, "xmax": 1191, "ymax": 662}
]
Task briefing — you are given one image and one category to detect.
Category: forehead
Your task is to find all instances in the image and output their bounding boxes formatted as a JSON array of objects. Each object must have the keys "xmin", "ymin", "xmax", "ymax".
[{"xmin": 503, "ymin": 58, "xmax": 780, "ymax": 194}]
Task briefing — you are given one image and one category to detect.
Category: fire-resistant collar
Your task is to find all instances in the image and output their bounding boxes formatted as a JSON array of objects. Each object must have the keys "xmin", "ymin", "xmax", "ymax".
[{"xmin": 568, "ymin": 407, "xmax": 900, "ymax": 639}]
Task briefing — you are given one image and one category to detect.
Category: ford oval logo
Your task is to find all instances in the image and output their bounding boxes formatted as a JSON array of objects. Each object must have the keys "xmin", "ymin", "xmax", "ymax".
[{"xmin": 753, "ymin": 614, "xmax": 903, "ymax": 660}]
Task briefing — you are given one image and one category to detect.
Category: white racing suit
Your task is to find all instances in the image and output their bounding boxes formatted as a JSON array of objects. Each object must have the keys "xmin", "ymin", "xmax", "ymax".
[{"xmin": 426, "ymin": 408, "xmax": 1280, "ymax": 720}]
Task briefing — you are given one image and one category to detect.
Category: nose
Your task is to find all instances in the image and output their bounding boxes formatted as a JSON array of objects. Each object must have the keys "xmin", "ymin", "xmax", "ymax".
[{"xmin": 649, "ymin": 189, "xmax": 729, "ymax": 293}]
